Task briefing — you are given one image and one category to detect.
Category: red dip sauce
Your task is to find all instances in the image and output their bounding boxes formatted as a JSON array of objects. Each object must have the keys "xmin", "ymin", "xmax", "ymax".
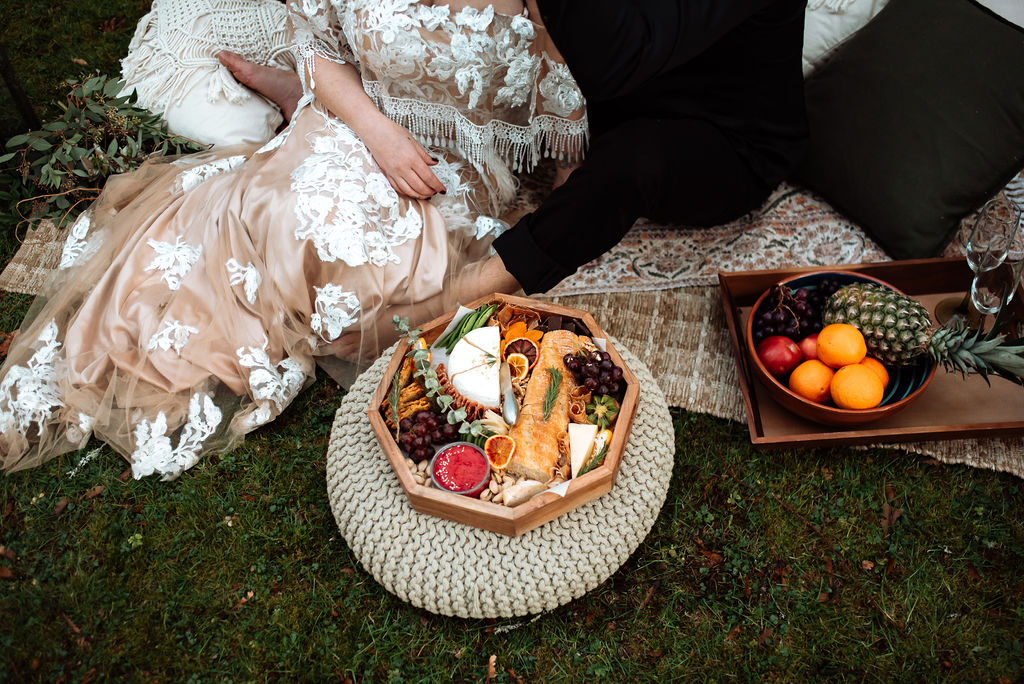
[{"xmin": 432, "ymin": 443, "xmax": 489, "ymax": 496}]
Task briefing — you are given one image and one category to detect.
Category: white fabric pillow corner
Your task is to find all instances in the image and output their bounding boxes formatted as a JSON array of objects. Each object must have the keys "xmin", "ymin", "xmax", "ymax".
[
  {"xmin": 121, "ymin": 0, "xmax": 294, "ymax": 147},
  {"xmin": 802, "ymin": 0, "xmax": 890, "ymax": 76}
]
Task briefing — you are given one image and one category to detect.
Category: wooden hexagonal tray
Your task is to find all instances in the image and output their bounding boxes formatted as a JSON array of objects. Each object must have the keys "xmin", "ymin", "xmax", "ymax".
[{"xmin": 367, "ymin": 293, "xmax": 639, "ymax": 537}]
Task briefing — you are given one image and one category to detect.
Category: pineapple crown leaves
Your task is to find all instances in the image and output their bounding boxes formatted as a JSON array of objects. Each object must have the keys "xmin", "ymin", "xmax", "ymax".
[{"xmin": 934, "ymin": 312, "xmax": 1024, "ymax": 386}]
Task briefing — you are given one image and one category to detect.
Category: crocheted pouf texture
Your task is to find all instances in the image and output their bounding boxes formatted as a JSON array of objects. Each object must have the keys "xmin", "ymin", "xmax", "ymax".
[{"xmin": 326, "ymin": 338, "xmax": 674, "ymax": 618}]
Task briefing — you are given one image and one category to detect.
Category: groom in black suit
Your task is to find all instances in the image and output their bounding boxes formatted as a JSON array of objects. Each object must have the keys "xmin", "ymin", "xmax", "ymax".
[{"xmin": 488, "ymin": 0, "xmax": 809, "ymax": 294}]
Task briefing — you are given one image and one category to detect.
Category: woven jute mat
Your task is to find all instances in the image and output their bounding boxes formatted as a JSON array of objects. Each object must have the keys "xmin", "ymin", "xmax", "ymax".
[
  {"xmin": 0, "ymin": 219, "xmax": 64, "ymax": 296},
  {"xmin": 536, "ymin": 289, "xmax": 1024, "ymax": 480},
  {"xmin": 325, "ymin": 339, "xmax": 674, "ymax": 618}
]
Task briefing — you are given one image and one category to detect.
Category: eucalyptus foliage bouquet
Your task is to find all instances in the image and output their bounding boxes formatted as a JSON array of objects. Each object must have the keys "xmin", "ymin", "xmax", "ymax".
[{"xmin": 0, "ymin": 74, "xmax": 204, "ymax": 231}]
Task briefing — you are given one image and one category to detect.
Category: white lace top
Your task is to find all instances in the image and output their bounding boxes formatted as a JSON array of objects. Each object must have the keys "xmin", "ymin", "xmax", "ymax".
[{"xmin": 289, "ymin": 0, "xmax": 588, "ymax": 177}]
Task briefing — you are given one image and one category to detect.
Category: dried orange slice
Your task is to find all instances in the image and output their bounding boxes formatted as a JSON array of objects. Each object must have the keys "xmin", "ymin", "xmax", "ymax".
[
  {"xmin": 506, "ymin": 352, "xmax": 530, "ymax": 380},
  {"xmin": 501, "ymin": 322, "xmax": 543, "ymax": 354},
  {"xmin": 503, "ymin": 337, "xmax": 539, "ymax": 367},
  {"xmin": 484, "ymin": 434, "xmax": 516, "ymax": 469}
]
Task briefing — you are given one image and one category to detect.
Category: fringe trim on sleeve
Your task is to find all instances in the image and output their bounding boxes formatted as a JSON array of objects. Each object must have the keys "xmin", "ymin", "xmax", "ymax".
[{"xmin": 363, "ymin": 80, "xmax": 589, "ymax": 174}]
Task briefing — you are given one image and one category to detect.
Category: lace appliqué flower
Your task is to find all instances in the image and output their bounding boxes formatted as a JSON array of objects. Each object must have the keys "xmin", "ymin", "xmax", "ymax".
[
  {"xmin": 310, "ymin": 283, "xmax": 361, "ymax": 342},
  {"xmin": 225, "ymin": 258, "xmax": 262, "ymax": 304},
  {"xmin": 235, "ymin": 338, "xmax": 311, "ymax": 429},
  {"xmin": 144, "ymin": 236, "xmax": 202, "ymax": 291},
  {"xmin": 131, "ymin": 392, "xmax": 223, "ymax": 480},
  {"xmin": 146, "ymin": 320, "xmax": 200, "ymax": 356},
  {"xmin": 538, "ymin": 57, "xmax": 584, "ymax": 118},
  {"xmin": 290, "ymin": 124, "xmax": 422, "ymax": 266},
  {"xmin": 59, "ymin": 213, "xmax": 100, "ymax": 270},
  {"xmin": 172, "ymin": 155, "xmax": 246, "ymax": 193},
  {"xmin": 0, "ymin": 320, "xmax": 65, "ymax": 437},
  {"xmin": 474, "ymin": 216, "xmax": 509, "ymax": 241}
]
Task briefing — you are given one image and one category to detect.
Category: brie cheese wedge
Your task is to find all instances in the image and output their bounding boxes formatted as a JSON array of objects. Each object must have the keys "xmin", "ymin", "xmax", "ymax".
[
  {"xmin": 568, "ymin": 422, "xmax": 598, "ymax": 478},
  {"xmin": 447, "ymin": 326, "xmax": 500, "ymax": 408}
]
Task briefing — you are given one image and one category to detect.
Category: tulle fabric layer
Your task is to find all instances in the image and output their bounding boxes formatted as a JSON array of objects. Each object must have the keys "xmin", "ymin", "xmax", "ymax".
[{"xmin": 0, "ymin": 104, "xmax": 489, "ymax": 478}]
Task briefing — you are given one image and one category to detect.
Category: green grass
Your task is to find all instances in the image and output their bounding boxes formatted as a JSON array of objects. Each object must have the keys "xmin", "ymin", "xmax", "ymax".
[
  {"xmin": 1, "ymin": 2, "xmax": 1023, "ymax": 681},
  {"xmin": 2, "ymin": 407, "xmax": 1023, "ymax": 681}
]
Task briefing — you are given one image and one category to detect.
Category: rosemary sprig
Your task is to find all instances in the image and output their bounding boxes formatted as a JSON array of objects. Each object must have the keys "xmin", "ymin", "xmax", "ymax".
[
  {"xmin": 576, "ymin": 444, "xmax": 608, "ymax": 477},
  {"xmin": 541, "ymin": 367, "xmax": 562, "ymax": 421},
  {"xmin": 388, "ymin": 368, "xmax": 402, "ymax": 439}
]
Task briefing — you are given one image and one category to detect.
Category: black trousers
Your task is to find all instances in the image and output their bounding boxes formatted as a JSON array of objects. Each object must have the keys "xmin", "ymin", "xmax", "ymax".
[{"xmin": 493, "ymin": 0, "xmax": 808, "ymax": 294}]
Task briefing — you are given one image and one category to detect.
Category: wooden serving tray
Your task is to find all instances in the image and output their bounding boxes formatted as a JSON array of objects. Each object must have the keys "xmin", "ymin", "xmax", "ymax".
[
  {"xmin": 719, "ymin": 258, "xmax": 1024, "ymax": 447},
  {"xmin": 367, "ymin": 293, "xmax": 640, "ymax": 537}
]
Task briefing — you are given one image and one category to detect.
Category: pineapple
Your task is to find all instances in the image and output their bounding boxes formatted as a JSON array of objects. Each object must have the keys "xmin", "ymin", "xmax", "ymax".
[{"xmin": 823, "ymin": 282, "xmax": 1024, "ymax": 384}]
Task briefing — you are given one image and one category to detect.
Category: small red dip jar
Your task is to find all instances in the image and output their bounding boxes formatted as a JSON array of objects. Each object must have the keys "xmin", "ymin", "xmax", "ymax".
[{"xmin": 430, "ymin": 442, "xmax": 490, "ymax": 497}]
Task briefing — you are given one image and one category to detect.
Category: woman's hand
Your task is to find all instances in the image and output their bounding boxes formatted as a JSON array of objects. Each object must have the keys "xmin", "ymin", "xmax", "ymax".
[
  {"xmin": 356, "ymin": 114, "xmax": 446, "ymax": 199},
  {"xmin": 306, "ymin": 56, "xmax": 445, "ymax": 199}
]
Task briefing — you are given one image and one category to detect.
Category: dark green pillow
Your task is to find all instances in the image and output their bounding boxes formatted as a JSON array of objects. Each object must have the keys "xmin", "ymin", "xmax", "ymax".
[{"xmin": 795, "ymin": 0, "xmax": 1024, "ymax": 259}]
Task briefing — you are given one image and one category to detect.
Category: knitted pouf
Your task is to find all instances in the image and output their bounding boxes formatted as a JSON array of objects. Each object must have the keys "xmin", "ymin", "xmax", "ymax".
[{"xmin": 325, "ymin": 339, "xmax": 674, "ymax": 618}]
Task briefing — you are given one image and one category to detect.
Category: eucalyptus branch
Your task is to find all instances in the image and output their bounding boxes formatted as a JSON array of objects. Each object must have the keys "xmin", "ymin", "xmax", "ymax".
[{"xmin": 393, "ymin": 315, "xmax": 486, "ymax": 439}]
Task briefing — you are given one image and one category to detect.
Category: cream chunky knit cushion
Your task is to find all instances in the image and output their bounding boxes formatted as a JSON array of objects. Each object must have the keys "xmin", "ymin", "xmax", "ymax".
[{"xmin": 326, "ymin": 339, "xmax": 674, "ymax": 618}]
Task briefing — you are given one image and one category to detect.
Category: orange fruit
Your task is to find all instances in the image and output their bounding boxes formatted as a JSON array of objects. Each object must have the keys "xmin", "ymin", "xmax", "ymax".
[
  {"xmin": 484, "ymin": 434, "xmax": 516, "ymax": 469},
  {"xmin": 788, "ymin": 360, "xmax": 835, "ymax": 404},
  {"xmin": 830, "ymin": 364, "xmax": 885, "ymax": 409},
  {"xmin": 858, "ymin": 356, "xmax": 889, "ymax": 389},
  {"xmin": 816, "ymin": 323, "xmax": 867, "ymax": 369},
  {"xmin": 503, "ymin": 337, "xmax": 539, "ymax": 367},
  {"xmin": 506, "ymin": 352, "xmax": 530, "ymax": 380}
]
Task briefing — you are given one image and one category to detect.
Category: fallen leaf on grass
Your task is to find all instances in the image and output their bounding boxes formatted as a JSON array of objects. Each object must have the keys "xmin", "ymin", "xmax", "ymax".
[
  {"xmin": 70, "ymin": 57, "xmax": 88, "ymax": 66},
  {"xmin": 53, "ymin": 497, "xmax": 68, "ymax": 515},
  {"xmin": 758, "ymin": 627, "xmax": 774, "ymax": 645},
  {"xmin": 118, "ymin": 469, "xmax": 132, "ymax": 482},
  {"xmin": 506, "ymin": 669, "xmax": 523, "ymax": 684},
  {"xmin": 83, "ymin": 485, "xmax": 104, "ymax": 500},
  {"xmin": 0, "ymin": 546, "xmax": 16, "ymax": 561},
  {"xmin": 0, "ymin": 566, "xmax": 13, "ymax": 579},
  {"xmin": 486, "ymin": 655, "xmax": 496, "ymax": 682},
  {"xmin": 231, "ymin": 590, "xmax": 254, "ymax": 612},
  {"xmin": 699, "ymin": 549, "xmax": 724, "ymax": 567},
  {"xmin": 638, "ymin": 583, "xmax": 657, "ymax": 610},
  {"xmin": 726, "ymin": 625, "xmax": 741, "ymax": 642},
  {"xmin": 967, "ymin": 566, "xmax": 981, "ymax": 581},
  {"xmin": 861, "ymin": 560, "xmax": 876, "ymax": 571},
  {"xmin": 60, "ymin": 610, "xmax": 82, "ymax": 633},
  {"xmin": 0, "ymin": 329, "xmax": 18, "ymax": 357}
]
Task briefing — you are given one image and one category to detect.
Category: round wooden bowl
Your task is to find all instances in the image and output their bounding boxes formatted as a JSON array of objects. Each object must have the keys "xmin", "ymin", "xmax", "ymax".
[{"xmin": 746, "ymin": 271, "xmax": 937, "ymax": 427}]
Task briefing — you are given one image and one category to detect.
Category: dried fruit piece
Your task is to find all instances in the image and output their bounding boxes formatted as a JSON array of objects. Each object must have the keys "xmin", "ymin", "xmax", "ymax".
[
  {"xmin": 503, "ymin": 337, "xmax": 539, "ymax": 367},
  {"xmin": 484, "ymin": 434, "xmax": 516, "ymax": 469},
  {"xmin": 506, "ymin": 352, "xmax": 530, "ymax": 381}
]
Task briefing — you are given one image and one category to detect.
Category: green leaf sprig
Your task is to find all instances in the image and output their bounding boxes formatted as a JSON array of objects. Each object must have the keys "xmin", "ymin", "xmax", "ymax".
[
  {"xmin": 576, "ymin": 443, "xmax": 608, "ymax": 477},
  {"xmin": 541, "ymin": 367, "xmax": 562, "ymax": 421},
  {"xmin": 0, "ymin": 74, "xmax": 204, "ymax": 233},
  {"xmin": 392, "ymin": 315, "xmax": 488, "ymax": 440},
  {"xmin": 387, "ymin": 368, "xmax": 402, "ymax": 438}
]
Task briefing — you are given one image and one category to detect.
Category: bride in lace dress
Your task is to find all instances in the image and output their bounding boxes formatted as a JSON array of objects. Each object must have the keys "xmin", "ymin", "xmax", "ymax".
[{"xmin": 0, "ymin": 0, "xmax": 587, "ymax": 479}]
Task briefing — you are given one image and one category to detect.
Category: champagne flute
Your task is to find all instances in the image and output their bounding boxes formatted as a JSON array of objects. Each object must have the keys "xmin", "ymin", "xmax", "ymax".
[
  {"xmin": 935, "ymin": 195, "xmax": 1020, "ymax": 324},
  {"xmin": 968, "ymin": 196, "xmax": 1020, "ymax": 316}
]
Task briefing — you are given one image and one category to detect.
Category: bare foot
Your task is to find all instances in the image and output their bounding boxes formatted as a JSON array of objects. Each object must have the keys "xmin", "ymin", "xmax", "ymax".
[{"xmin": 217, "ymin": 50, "xmax": 304, "ymax": 122}]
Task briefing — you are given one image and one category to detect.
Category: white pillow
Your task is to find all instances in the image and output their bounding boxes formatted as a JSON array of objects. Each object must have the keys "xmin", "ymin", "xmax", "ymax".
[
  {"xmin": 802, "ymin": 0, "xmax": 890, "ymax": 76},
  {"xmin": 121, "ymin": 0, "xmax": 295, "ymax": 147}
]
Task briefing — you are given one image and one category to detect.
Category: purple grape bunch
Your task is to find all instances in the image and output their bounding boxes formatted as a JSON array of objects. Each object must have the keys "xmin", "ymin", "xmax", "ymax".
[
  {"xmin": 563, "ymin": 350, "xmax": 625, "ymax": 397},
  {"xmin": 752, "ymin": 279, "xmax": 845, "ymax": 345},
  {"xmin": 398, "ymin": 409, "xmax": 459, "ymax": 462}
]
